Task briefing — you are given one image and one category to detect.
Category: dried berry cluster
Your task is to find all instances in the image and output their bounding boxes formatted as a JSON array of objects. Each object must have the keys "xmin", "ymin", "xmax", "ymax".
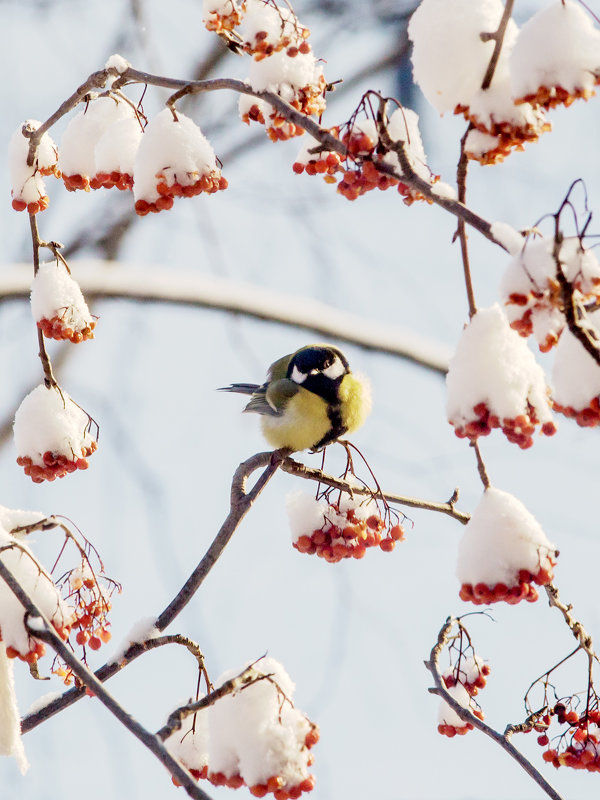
[
  {"xmin": 452, "ymin": 401, "xmax": 557, "ymax": 450},
  {"xmin": 459, "ymin": 563, "xmax": 554, "ymax": 606},
  {"xmin": 293, "ymin": 506, "xmax": 404, "ymax": 563}
]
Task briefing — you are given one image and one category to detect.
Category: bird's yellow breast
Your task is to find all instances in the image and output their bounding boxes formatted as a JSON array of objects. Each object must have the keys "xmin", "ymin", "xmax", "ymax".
[
  {"xmin": 339, "ymin": 373, "xmax": 371, "ymax": 434},
  {"xmin": 260, "ymin": 390, "xmax": 331, "ymax": 451},
  {"xmin": 260, "ymin": 373, "xmax": 371, "ymax": 452}
]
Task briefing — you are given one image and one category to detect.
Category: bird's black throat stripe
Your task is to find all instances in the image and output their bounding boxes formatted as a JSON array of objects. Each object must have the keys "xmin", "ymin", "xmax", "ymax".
[{"xmin": 314, "ymin": 401, "xmax": 346, "ymax": 450}]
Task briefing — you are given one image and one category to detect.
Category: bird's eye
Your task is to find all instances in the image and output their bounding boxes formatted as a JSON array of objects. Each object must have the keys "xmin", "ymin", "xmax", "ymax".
[{"xmin": 291, "ymin": 365, "xmax": 308, "ymax": 384}]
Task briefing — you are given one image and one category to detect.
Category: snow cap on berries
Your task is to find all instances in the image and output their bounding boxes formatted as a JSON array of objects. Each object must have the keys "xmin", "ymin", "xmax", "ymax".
[
  {"xmin": 164, "ymin": 700, "xmax": 210, "ymax": 777},
  {"xmin": 0, "ymin": 522, "xmax": 74, "ymax": 657},
  {"xmin": 208, "ymin": 657, "xmax": 315, "ymax": 791},
  {"xmin": 9, "ymin": 120, "xmax": 58, "ymax": 213},
  {"xmin": 437, "ymin": 682, "xmax": 474, "ymax": 729},
  {"xmin": 31, "ymin": 261, "xmax": 95, "ymax": 343},
  {"xmin": 59, "ymin": 96, "xmax": 135, "ymax": 190},
  {"xmin": 93, "ymin": 116, "xmax": 143, "ymax": 190},
  {"xmin": 446, "ymin": 304, "xmax": 555, "ymax": 445},
  {"xmin": 456, "ymin": 487, "xmax": 556, "ymax": 589},
  {"xmin": 409, "ymin": 0, "xmax": 517, "ymax": 115},
  {"xmin": 501, "ymin": 236, "xmax": 600, "ymax": 352},
  {"xmin": 511, "ymin": 1, "xmax": 600, "ymax": 107},
  {"xmin": 14, "ymin": 384, "xmax": 97, "ymax": 481},
  {"xmin": 0, "ymin": 644, "xmax": 29, "ymax": 773},
  {"xmin": 383, "ymin": 107, "xmax": 431, "ymax": 182},
  {"xmin": 552, "ymin": 308, "xmax": 600, "ymax": 422},
  {"xmin": 239, "ymin": 0, "xmax": 308, "ymax": 55},
  {"xmin": 133, "ymin": 108, "xmax": 225, "ymax": 212}
]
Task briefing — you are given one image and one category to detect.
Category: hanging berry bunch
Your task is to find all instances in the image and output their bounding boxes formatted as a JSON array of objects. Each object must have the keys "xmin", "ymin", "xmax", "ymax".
[
  {"xmin": 446, "ymin": 305, "xmax": 557, "ymax": 449},
  {"xmin": 166, "ymin": 657, "xmax": 318, "ymax": 799},
  {"xmin": 456, "ymin": 487, "xmax": 557, "ymax": 606},
  {"xmin": 9, "ymin": 120, "xmax": 60, "ymax": 214},
  {"xmin": 133, "ymin": 108, "xmax": 227, "ymax": 215},
  {"xmin": 436, "ymin": 619, "xmax": 489, "ymax": 738},
  {"xmin": 14, "ymin": 384, "xmax": 98, "ymax": 483},
  {"xmin": 31, "ymin": 256, "xmax": 96, "ymax": 344}
]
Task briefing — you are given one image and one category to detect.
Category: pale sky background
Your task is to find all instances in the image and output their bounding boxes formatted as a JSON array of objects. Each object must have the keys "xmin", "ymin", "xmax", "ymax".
[{"xmin": 2, "ymin": 1, "xmax": 600, "ymax": 799}]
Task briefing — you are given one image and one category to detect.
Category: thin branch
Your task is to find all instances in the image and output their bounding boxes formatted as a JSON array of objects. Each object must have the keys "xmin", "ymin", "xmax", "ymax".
[
  {"xmin": 425, "ymin": 617, "xmax": 564, "ymax": 800},
  {"xmin": 480, "ymin": 0, "xmax": 516, "ymax": 91},
  {"xmin": 155, "ymin": 664, "xmax": 258, "ymax": 741},
  {"xmin": 0, "ymin": 261, "xmax": 451, "ymax": 376},
  {"xmin": 0, "ymin": 559, "xmax": 214, "ymax": 800},
  {"xmin": 471, "ymin": 441, "xmax": 491, "ymax": 490},
  {"xmin": 281, "ymin": 456, "xmax": 471, "ymax": 524},
  {"xmin": 456, "ymin": 125, "xmax": 478, "ymax": 318},
  {"xmin": 28, "ymin": 65, "xmax": 509, "ymax": 252},
  {"xmin": 544, "ymin": 584, "xmax": 597, "ymax": 660}
]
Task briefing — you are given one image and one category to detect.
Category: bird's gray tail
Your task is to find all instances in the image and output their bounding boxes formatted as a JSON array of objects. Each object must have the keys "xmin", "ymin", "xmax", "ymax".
[{"xmin": 218, "ymin": 383, "xmax": 260, "ymax": 395}]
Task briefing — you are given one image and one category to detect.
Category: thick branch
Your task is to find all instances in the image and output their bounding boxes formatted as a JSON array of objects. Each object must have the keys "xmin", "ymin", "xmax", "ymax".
[
  {"xmin": 425, "ymin": 617, "xmax": 564, "ymax": 800},
  {"xmin": 480, "ymin": 0, "xmax": 516, "ymax": 91},
  {"xmin": 23, "ymin": 449, "xmax": 284, "ymax": 732}
]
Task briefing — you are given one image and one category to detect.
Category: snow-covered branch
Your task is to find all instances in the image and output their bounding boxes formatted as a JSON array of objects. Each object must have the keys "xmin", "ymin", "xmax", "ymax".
[{"xmin": 1, "ymin": 261, "xmax": 451, "ymax": 374}]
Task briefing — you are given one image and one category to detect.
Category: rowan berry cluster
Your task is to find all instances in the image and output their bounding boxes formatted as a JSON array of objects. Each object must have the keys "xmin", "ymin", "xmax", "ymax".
[
  {"xmin": 536, "ymin": 703, "xmax": 600, "ymax": 772},
  {"xmin": 459, "ymin": 563, "xmax": 554, "ymax": 606},
  {"xmin": 293, "ymin": 502, "xmax": 404, "ymax": 562},
  {"xmin": 452, "ymin": 400, "xmax": 557, "ymax": 450}
]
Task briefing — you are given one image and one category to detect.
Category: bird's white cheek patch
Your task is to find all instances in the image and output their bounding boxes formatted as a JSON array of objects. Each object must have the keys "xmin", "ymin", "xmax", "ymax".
[
  {"xmin": 322, "ymin": 358, "xmax": 345, "ymax": 380},
  {"xmin": 291, "ymin": 366, "xmax": 308, "ymax": 384}
]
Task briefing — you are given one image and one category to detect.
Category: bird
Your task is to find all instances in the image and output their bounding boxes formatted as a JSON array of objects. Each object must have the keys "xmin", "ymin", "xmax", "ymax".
[{"xmin": 220, "ymin": 344, "xmax": 371, "ymax": 452}]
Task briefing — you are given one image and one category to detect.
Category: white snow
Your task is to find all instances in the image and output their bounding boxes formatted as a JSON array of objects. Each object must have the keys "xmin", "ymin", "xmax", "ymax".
[
  {"xmin": 94, "ymin": 115, "xmax": 143, "ymax": 178},
  {"xmin": 446, "ymin": 304, "xmax": 554, "ymax": 424},
  {"xmin": 500, "ymin": 236, "xmax": 600, "ymax": 351},
  {"xmin": 409, "ymin": 0, "xmax": 516, "ymax": 115},
  {"xmin": 13, "ymin": 384, "xmax": 96, "ymax": 467},
  {"xmin": 456, "ymin": 487, "xmax": 556, "ymax": 587},
  {"xmin": 105, "ymin": 53, "xmax": 130, "ymax": 73},
  {"xmin": 552, "ymin": 310, "xmax": 600, "ymax": 410},
  {"xmin": 133, "ymin": 108, "xmax": 219, "ymax": 203},
  {"xmin": 437, "ymin": 682, "xmax": 473, "ymax": 728},
  {"xmin": 164, "ymin": 703, "xmax": 210, "ymax": 773},
  {"xmin": 8, "ymin": 121, "xmax": 58, "ymax": 207},
  {"xmin": 511, "ymin": 1, "xmax": 600, "ymax": 102},
  {"xmin": 239, "ymin": 0, "xmax": 305, "ymax": 51},
  {"xmin": 208, "ymin": 657, "xmax": 313, "ymax": 788},
  {"xmin": 286, "ymin": 491, "xmax": 379, "ymax": 543},
  {"xmin": 108, "ymin": 617, "xmax": 159, "ymax": 665},
  {"xmin": 490, "ymin": 221, "xmax": 526, "ymax": 255},
  {"xmin": 0, "ymin": 646, "xmax": 28, "ymax": 774},
  {"xmin": 59, "ymin": 96, "xmax": 135, "ymax": 182},
  {"xmin": 30, "ymin": 260, "xmax": 93, "ymax": 331},
  {"xmin": 0, "ymin": 526, "xmax": 74, "ymax": 657}
]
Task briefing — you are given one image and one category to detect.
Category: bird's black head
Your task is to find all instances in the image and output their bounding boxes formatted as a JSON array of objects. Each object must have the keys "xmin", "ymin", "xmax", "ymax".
[{"xmin": 287, "ymin": 345, "xmax": 350, "ymax": 403}]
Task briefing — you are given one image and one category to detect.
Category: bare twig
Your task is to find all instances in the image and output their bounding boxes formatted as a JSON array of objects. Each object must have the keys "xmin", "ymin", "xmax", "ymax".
[{"xmin": 425, "ymin": 617, "xmax": 564, "ymax": 800}]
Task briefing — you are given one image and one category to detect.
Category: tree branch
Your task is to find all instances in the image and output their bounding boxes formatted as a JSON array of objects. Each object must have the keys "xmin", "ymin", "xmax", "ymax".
[
  {"xmin": 425, "ymin": 617, "xmax": 564, "ymax": 800},
  {"xmin": 0, "ymin": 559, "xmax": 214, "ymax": 800}
]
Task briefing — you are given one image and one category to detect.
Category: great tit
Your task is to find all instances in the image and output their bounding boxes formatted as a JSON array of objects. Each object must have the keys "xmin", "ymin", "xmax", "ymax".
[{"xmin": 221, "ymin": 344, "xmax": 371, "ymax": 452}]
